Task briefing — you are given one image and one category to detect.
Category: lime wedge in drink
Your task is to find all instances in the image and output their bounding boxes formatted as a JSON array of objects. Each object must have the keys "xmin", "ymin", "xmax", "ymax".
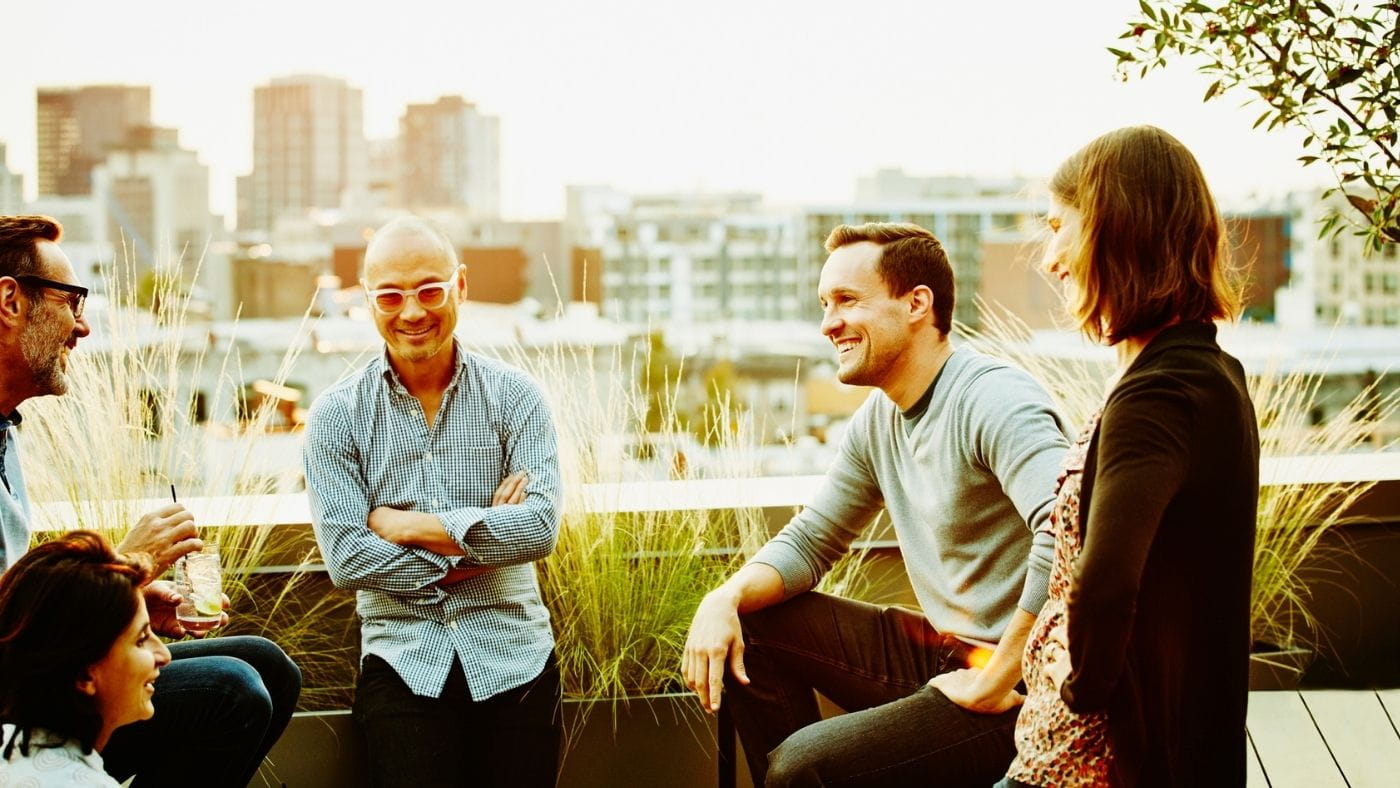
[{"xmin": 194, "ymin": 595, "xmax": 223, "ymax": 617}]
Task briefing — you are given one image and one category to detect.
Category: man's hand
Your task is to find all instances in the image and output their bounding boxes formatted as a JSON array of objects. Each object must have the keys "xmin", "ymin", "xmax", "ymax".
[
  {"xmin": 144, "ymin": 581, "xmax": 186, "ymax": 638},
  {"xmin": 928, "ymin": 668, "xmax": 1025, "ymax": 714},
  {"xmin": 682, "ymin": 589, "xmax": 749, "ymax": 714},
  {"xmin": 118, "ymin": 503, "xmax": 200, "ymax": 575},
  {"xmin": 144, "ymin": 582, "xmax": 231, "ymax": 639},
  {"xmin": 492, "ymin": 471, "xmax": 527, "ymax": 506}
]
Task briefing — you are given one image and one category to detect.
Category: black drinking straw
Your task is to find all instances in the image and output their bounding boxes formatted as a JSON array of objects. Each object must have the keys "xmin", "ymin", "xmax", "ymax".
[{"xmin": 170, "ymin": 484, "xmax": 178, "ymax": 503}]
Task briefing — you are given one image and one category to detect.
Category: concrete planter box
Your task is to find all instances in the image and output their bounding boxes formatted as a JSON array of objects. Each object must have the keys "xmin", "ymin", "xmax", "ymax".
[{"xmin": 259, "ymin": 693, "xmax": 738, "ymax": 787}]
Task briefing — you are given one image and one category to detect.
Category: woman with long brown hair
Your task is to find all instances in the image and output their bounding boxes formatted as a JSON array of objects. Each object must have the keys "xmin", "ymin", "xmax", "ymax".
[
  {"xmin": 1001, "ymin": 125, "xmax": 1260, "ymax": 787},
  {"xmin": 0, "ymin": 531, "xmax": 171, "ymax": 786}
]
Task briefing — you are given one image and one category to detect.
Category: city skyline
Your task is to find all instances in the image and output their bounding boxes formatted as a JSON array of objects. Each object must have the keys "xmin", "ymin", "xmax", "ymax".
[{"xmin": 4, "ymin": 1, "xmax": 1334, "ymax": 223}]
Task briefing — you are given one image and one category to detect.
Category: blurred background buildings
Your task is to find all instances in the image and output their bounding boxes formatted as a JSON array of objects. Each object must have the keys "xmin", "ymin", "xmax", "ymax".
[{"xmin": 3, "ymin": 76, "xmax": 1398, "ymax": 479}]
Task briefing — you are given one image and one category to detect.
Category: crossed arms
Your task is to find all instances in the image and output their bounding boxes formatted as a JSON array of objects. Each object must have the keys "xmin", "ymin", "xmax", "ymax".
[{"xmin": 304, "ymin": 388, "xmax": 562, "ymax": 599}]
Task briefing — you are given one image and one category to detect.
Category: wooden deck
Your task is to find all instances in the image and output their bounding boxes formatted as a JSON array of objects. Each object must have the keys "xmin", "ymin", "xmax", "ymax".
[{"xmin": 1248, "ymin": 690, "xmax": 1400, "ymax": 787}]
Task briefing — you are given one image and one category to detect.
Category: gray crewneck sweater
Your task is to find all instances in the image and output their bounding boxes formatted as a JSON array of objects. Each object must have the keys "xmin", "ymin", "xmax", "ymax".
[{"xmin": 751, "ymin": 346, "xmax": 1068, "ymax": 645}]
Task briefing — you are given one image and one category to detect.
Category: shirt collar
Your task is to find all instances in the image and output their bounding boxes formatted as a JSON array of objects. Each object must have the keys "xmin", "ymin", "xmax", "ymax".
[{"xmin": 376, "ymin": 340, "xmax": 470, "ymax": 394}]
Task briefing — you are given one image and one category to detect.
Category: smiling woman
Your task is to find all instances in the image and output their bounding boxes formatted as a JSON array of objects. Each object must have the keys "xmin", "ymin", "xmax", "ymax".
[{"xmin": 0, "ymin": 531, "xmax": 170, "ymax": 787}]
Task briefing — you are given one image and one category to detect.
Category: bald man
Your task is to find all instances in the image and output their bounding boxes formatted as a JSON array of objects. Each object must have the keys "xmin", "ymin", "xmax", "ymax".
[{"xmin": 303, "ymin": 216, "xmax": 563, "ymax": 787}]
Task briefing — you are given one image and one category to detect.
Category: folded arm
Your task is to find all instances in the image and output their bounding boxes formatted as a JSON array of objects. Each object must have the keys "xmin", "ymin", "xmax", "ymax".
[
  {"xmin": 304, "ymin": 399, "xmax": 455, "ymax": 598},
  {"xmin": 432, "ymin": 379, "xmax": 563, "ymax": 568}
]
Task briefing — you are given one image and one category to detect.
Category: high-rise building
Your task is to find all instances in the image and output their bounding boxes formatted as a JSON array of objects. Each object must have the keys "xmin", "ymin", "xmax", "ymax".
[
  {"xmin": 1227, "ymin": 212, "xmax": 1292, "ymax": 322},
  {"xmin": 978, "ymin": 227, "xmax": 1063, "ymax": 330},
  {"xmin": 398, "ymin": 96, "xmax": 500, "ymax": 217},
  {"xmin": 0, "ymin": 143, "xmax": 23, "ymax": 214},
  {"xmin": 570, "ymin": 187, "xmax": 801, "ymax": 325},
  {"xmin": 37, "ymin": 85, "xmax": 151, "ymax": 196},
  {"xmin": 238, "ymin": 75, "xmax": 366, "ymax": 232},
  {"xmin": 365, "ymin": 138, "xmax": 399, "ymax": 209},
  {"xmin": 1297, "ymin": 193, "xmax": 1400, "ymax": 327},
  {"xmin": 91, "ymin": 126, "xmax": 212, "ymax": 272}
]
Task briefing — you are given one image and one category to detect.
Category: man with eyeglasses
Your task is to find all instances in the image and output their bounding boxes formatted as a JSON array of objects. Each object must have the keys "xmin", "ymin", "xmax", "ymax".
[
  {"xmin": 303, "ymin": 215, "xmax": 563, "ymax": 787},
  {"xmin": 0, "ymin": 215, "xmax": 301, "ymax": 785}
]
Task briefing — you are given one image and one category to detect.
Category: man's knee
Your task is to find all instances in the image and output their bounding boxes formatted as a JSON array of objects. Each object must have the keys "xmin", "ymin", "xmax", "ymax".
[
  {"xmin": 764, "ymin": 733, "xmax": 824, "ymax": 788},
  {"xmin": 242, "ymin": 636, "xmax": 302, "ymax": 700},
  {"xmin": 190, "ymin": 656, "xmax": 275, "ymax": 723}
]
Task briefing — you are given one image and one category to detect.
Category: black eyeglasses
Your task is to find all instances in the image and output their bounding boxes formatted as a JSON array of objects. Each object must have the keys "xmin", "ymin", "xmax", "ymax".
[{"xmin": 15, "ymin": 275, "xmax": 88, "ymax": 319}]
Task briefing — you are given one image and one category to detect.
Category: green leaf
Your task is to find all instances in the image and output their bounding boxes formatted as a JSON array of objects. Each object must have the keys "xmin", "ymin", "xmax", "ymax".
[
  {"xmin": 1204, "ymin": 80, "xmax": 1223, "ymax": 101},
  {"xmin": 1140, "ymin": 0, "xmax": 1156, "ymax": 21},
  {"xmin": 1326, "ymin": 66, "xmax": 1364, "ymax": 89}
]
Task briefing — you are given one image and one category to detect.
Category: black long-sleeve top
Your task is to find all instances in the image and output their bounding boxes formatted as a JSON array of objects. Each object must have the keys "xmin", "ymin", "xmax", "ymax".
[{"xmin": 1062, "ymin": 321, "xmax": 1260, "ymax": 787}]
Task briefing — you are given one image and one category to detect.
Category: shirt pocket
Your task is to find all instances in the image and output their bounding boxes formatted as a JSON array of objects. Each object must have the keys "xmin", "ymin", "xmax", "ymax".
[{"xmin": 439, "ymin": 442, "xmax": 507, "ymax": 508}]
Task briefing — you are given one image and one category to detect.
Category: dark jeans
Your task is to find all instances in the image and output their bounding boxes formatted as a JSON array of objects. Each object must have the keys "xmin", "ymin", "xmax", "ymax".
[
  {"xmin": 728, "ymin": 592, "xmax": 1020, "ymax": 787},
  {"xmin": 354, "ymin": 653, "xmax": 562, "ymax": 788},
  {"xmin": 104, "ymin": 635, "xmax": 303, "ymax": 787}
]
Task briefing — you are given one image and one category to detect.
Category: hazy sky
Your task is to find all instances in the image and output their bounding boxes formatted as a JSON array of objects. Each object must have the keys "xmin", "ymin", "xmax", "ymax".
[{"xmin": 3, "ymin": 0, "xmax": 1331, "ymax": 221}]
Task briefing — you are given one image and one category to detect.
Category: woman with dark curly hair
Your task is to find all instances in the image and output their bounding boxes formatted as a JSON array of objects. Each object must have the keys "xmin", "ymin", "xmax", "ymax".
[
  {"xmin": 0, "ymin": 531, "xmax": 171, "ymax": 785},
  {"xmin": 1000, "ymin": 126, "xmax": 1260, "ymax": 787}
]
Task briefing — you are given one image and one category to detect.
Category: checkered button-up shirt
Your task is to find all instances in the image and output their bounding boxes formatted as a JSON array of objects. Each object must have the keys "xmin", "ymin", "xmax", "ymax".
[{"xmin": 304, "ymin": 343, "xmax": 562, "ymax": 700}]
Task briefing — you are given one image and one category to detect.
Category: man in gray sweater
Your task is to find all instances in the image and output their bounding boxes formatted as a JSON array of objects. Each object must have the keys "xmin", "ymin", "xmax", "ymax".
[{"xmin": 682, "ymin": 222, "xmax": 1068, "ymax": 786}]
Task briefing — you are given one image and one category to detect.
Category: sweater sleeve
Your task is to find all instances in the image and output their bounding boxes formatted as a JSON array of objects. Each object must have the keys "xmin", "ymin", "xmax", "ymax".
[
  {"xmin": 964, "ymin": 368, "xmax": 1069, "ymax": 615},
  {"xmin": 1061, "ymin": 375, "xmax": 1192, "ymax": 713},
  {"xmin": 749, "ymin": 395, "xmax": 885, "ymax": 596}
]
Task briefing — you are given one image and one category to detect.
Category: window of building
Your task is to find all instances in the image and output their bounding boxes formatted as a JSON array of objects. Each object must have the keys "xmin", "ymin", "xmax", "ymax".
[{"xmin": 992, "ymin": 213, "xmax": 1021, "ymax": 233}]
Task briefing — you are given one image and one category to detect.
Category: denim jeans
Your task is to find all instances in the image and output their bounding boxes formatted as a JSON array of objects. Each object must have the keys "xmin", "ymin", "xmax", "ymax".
[
  {"xmin": 728, "ymin": 592, "xmax": 1020, "ymax": 787},
  {"xmin": 354, "ymin": 653, "xmax": 561, "ymax": 788},
  {"xmin": 103, "ymin": 635, "xmax": 303, "ymax": 787}
]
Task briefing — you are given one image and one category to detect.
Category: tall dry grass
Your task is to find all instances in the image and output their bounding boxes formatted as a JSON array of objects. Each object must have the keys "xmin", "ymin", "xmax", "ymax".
[
  {"xmin": 19, "ymin": 251, "xmax": 358, "ymax": 710},
  {"xmin": 501, "ymin": 338, "xmax": 769, "ymax": 705}
]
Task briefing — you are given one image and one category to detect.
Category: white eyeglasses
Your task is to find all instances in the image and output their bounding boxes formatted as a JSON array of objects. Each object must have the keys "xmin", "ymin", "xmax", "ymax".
[{"xmin": 363, "ymin": 276, "xmax": 458, "ymax": 315}]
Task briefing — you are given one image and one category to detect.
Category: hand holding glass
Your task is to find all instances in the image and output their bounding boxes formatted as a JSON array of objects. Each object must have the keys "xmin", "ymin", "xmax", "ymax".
[{"xmin": 174, "ymin": 544, "xmax": 223, "ymax": 634}]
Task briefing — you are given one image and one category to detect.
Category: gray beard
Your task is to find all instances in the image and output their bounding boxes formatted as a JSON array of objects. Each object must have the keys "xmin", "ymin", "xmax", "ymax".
[{"xmin": 19, "ymin": 308, "xmax": 70, "ymax": 397}]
